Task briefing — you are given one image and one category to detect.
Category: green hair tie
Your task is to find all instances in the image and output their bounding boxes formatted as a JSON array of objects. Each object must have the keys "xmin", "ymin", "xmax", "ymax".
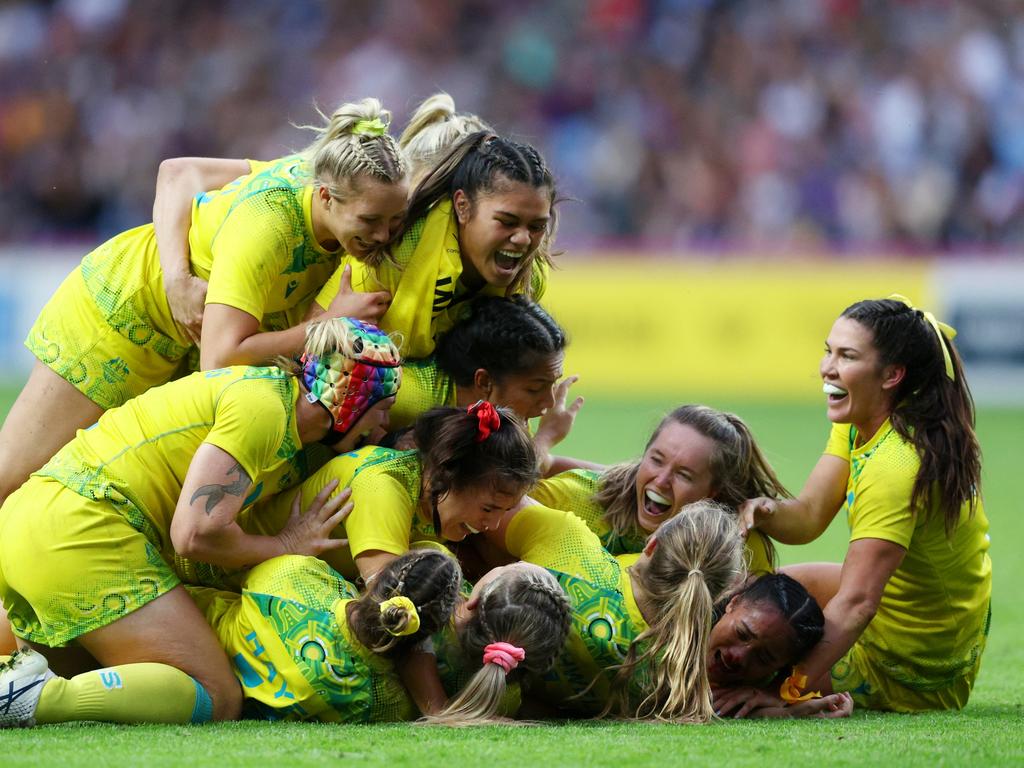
[{"xmin": 353, "ymin": 117, "xmax": 389, "ymax": 137}]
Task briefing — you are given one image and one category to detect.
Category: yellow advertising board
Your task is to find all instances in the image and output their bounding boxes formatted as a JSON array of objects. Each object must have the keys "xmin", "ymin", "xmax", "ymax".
[{"xmin": 543, "ymin": 257, "xmax": 931, "ymax": 400}]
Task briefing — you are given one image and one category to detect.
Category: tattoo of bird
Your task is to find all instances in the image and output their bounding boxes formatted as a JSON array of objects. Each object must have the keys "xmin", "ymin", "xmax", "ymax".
[{"xmin": 190, "ymin": 461, "xmax": 251, "ymax": 515}]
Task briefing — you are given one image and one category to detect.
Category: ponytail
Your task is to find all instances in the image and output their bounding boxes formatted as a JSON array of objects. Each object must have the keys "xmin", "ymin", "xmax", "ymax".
[
  {"xmin": 348, "ymin": 550, "xmax": 462, "ymax": 654},
  {"xmin": 400, "ymin": 92, "xmax": 493, "ymax": 187},
  {"xmin": 604, "ymin": 501, "xmax": 743, "ymax": 722},
  {"xmin": 425, "ymin": 566, "xmax": 571, "ymax": 725}
]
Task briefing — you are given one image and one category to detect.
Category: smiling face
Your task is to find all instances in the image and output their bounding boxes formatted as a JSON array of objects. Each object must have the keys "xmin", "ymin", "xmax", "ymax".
[
  {"xmin": 634, "ymin": 422, "xmax": 717, "ymax": 534},
  {"xmin": 821, "ymin": 316, "xmax": 903, "ymax": 439},
  {"xmin": 316, "ymin": 175, "xmax": 409, "ymax": 259},
  {"xmin": 477, "ymin": 351, "xmax": 564, "ymax": 420},
  {"xmin": 432, "ymin": 480, "xmax": 523, "ymax": 542},
  {"xmin": 454, "ymin": 179, "xmax": 552, "ymax": 290},
  {"xmin": 707, "ymin": 596, "xmax": 798, "ymax": 687}
]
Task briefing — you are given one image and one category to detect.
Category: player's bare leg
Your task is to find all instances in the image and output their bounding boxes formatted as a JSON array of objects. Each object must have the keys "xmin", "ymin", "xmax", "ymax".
[
  {"xmin": 69, "ymin": 586, "xmax": 242, "ymax": 721},
  {"xmin": 0, "ymin": 362, "xmax": 104, "ymax": 505}
]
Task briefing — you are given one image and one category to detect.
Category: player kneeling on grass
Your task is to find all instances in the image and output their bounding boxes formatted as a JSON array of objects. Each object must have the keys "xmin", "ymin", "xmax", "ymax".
[
  {"xmin": 740, "ymin": 296, "xmax": 990, "ymax": 713},
  {"xmin": 0, "ymin": 316, "xmax": 399, "ymax": 727}
]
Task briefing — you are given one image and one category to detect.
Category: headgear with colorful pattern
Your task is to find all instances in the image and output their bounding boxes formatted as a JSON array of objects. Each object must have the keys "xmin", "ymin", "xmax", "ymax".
[{"xmin": 299, "ymin": 317, "xmax": 402, "ymax": 441}]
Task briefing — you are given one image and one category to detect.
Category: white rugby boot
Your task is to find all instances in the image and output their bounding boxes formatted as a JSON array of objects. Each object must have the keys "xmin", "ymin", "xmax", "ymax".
[{"xmin": 0, "ymin": 648, "xmax": 55, "ymax": 727}]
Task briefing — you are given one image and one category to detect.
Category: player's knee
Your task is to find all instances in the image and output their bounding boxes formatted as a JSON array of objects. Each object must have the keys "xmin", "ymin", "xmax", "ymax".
[{"xmin": 204, "ymin": 673, "xmax": 243, "ymax": 721}]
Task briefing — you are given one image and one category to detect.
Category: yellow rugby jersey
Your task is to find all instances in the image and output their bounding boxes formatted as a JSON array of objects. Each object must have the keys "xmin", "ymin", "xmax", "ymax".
[
  {"xmin": 505, "ymin": 504, "xmax": 648, "ymax": 714},
  {"xmin": 389, "ymin": 357, "xmax": 458, "ymax": 431},
  {"xmin": 219, "ymin": 446, "xmax": 444, "ymax": 582},
  {"xmin": 314, "ymin": 200, "xmax": 548, "ymax": 358},
  {"xmin": 533, "ymin": 469, "xmax": 773, "ymax": 575},
  {"xmin": 824, "ymin": 420, "xmax": 991, "ymax": 691},
  {"xmin": 193, "ymin": 555, "xmax": 415, "ymax": 722},
  {"xmin": 36, "ymin": 367, "xmax": 304, "ymax": 572},
  {"xmin": 343, "ymin": 447, "xmax": 442, "ymax": 562},
  {"xmin": 190, "ymin": 154, "xmax": 341, "ymax": 332}
]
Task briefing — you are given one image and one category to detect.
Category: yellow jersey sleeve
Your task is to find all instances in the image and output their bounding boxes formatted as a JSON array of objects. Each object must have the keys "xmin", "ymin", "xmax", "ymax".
[
  {"xmin": 203, "ymin": 191, "xmax": 298, "ymax": 320},
  {"xmin": 204, "ymin": 377, "xmax": 291, "ymax": 482},
  {"xmin": 346, "ymin": 465, "xmax": 419, "ymax": 559},
  {"xmin": 824, "ymin": 422, "xmax": 852, "ymax": 459}
]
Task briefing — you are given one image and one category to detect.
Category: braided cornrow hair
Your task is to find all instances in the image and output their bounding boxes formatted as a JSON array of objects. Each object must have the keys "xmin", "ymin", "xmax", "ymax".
[
  {"xmin": 399, "ymin": 131, "xmax": 559, "ymax": 297},
  {"xmin": 717, "ymin": 573, "xmax": 824, "ymax": 660},
  {"xmin": 840, "ymin": 298, "xmax": 981, "ymax": 536},
  {"xmin": 348, "ymin": 549, "xmax": 462, "ymax": 654},
  {"xmin": 426, "ymin": 564, "xmax": 572, "ymax": 725},
  {"xmin": 435, "ymin": 296, "xmax": 566, "ymax": 390}
]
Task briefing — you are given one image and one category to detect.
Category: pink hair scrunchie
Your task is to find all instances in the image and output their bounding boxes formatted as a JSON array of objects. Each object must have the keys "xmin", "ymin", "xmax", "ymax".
[{"xmin": 482, "ymin": 642, "xmax": 526, "ymax": 674}]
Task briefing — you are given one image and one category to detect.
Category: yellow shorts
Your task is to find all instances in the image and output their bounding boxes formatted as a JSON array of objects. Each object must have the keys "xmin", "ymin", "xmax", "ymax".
[
  {"xmin": 830, "ymin": 636, "xmax": 985, "ymax": 712},
  {"xmin": 25, "ymin": 225, "xmax": 191, "ymax": 411},
  {"xmin": 0, "ymin": 477, "xmax": 180, "ymax": 646}
]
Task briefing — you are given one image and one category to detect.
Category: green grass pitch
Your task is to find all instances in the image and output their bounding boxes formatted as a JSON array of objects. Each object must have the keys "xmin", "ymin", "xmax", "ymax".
[{"xmin": 1, "ymin": 388, "xmax": 1022, "ymax": 767}]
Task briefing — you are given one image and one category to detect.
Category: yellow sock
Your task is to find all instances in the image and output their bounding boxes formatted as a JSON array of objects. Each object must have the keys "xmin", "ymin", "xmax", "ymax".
[{"xmin": 35, "ymin": 663, "xmax": 214, "ymax": 724}]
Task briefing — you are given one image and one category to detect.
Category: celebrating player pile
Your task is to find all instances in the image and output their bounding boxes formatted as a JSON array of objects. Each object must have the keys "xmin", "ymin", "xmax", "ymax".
[{"xmin": 0, "ymin": 96, "xmax": 988, "ymax": 727}]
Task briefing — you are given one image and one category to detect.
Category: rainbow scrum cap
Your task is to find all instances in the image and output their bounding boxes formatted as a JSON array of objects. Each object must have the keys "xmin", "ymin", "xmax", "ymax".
[{"xmin": 300, "ymin": 317, "xmax": 401, "ymax": 441}]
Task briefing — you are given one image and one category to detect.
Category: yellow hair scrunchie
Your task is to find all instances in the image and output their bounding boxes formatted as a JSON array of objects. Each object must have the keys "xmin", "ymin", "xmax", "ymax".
[
  {"xmin": 779, "ymin": 668, "xmax": 822, "ymax": 704},
  {"xmin": 887, "ymin": 293, "xmax": 958, "ymax": 381},
  {"xmin": 353, "ymin": 117, "xmax": 389, "ymax": 137},
  {"xmin": 380, "ymin": 595, "xmax": 421, "ymax": 636}
]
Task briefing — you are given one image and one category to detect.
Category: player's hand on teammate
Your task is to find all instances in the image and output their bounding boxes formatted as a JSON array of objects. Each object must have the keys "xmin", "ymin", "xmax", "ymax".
[
  {"xmin": 738, "ymin": 496, "xmax": 779, "ymax": 538},
  {"xmin": 167, "ymin": 273, "xmax": 208, "ymax": 344},
  {"xmin": 327, "ymin": 264, "xmax": 392, "ymax": 323},
  {"xmin": 276, "ymin": 479, "xmax": 352, "ymax": 557}
]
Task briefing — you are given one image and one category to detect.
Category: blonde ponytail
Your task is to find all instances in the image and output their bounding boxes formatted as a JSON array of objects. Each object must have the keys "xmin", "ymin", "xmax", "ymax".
[
  {"xmin": 400, "ymin": 92, "xmax": 493, "ymax": 187},
  {"xmin": 604, "ymin": 501, "xmax": 744, "ymax": 722},
  {"xmin": 299, "ymin": 97, "xmax": 406, "ymax": 196},
  {"xmin": 424, "ymin": 565, "xmax": 570, "ymax": 726}
]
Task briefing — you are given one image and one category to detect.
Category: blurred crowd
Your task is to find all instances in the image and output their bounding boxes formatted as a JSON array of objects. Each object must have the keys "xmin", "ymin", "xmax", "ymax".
[{"xmin": 2, "ymin": 0, "xmax": 1024, "ymax": 252}]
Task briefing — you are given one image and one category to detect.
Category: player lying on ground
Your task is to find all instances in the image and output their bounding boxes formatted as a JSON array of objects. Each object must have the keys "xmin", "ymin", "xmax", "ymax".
[{"xmin": 472, "ymin": 499, "xmax": 845, "ymax": 721}]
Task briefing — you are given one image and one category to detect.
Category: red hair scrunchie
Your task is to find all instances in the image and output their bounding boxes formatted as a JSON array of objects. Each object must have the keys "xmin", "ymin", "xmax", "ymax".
[
  {"xmin": 482, "ymin": 642, "xmax": 525, "ymax": 674},
  {"xmin": 468, "ymin": 400, "xmax": 501, "ymax": 442}
]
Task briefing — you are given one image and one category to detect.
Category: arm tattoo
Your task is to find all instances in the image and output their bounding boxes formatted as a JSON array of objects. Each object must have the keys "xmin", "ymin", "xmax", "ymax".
[{"xmin": 190, "ymin": 461, "xmax": 251, "ymax": 515}]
